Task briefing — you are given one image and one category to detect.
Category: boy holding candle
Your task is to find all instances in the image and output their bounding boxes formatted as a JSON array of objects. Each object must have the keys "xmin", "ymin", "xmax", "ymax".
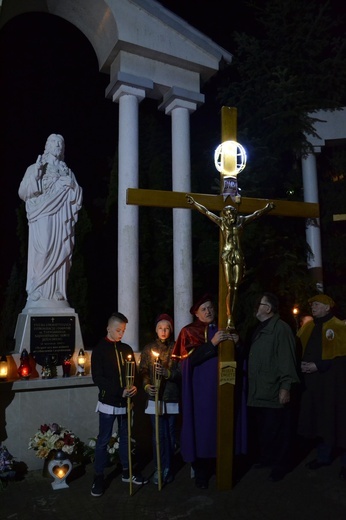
[
  {"xmin": 91, "ymin": 312, "xmax": 149, "ymax": 497},
  {"xmin": 139, "ymin": 314, "xmax": 181, "ymax": 485}
]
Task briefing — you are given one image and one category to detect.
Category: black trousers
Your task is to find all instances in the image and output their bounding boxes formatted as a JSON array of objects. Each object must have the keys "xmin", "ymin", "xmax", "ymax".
[{"xmin": 253, "ymin": 406, "xmax": 293, "ymax": 472}]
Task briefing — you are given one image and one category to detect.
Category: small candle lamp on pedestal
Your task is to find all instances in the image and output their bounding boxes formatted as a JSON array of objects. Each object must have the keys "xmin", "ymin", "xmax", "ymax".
[
  {"xmin": 77, "ymin": 349, "xmax": 86, "ymax": 376},
  {"xmin": 48, "ymin": 450, "xmax": 72, "ymax": 490},
  {"xmin": 62, "ymin": 356, "xmax": 71, "ymax": 377},
  {"xmin": 18, "ymin": 349, "xmax": 31, "ymax": 380},
  {"xmin": 41, "ymin": 355, "xmax": 53, "ymax": 379},
  {"xmin": 0, "ymin": 355, "xmax": 8, "ymax": 381}
]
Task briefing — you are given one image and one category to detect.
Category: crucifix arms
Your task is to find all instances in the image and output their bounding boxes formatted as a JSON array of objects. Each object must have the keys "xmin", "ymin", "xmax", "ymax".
[
  {"xmin": 186, "ymin": 195, "xmax": 275, "ymax": 230},
  {"xmin": 186, "ymin": 194, "xmax": 275, "ymax": 331},
  {"xmin": 186, "ymin": 194, "xmax": 221, "ymax": 226},
  {"xmin": 240, "ymin": 201, "xmax": 275, "ymax": 225},
  {"xmin": 127, "ymin": 188, "xmax": 319, "ymax": 218}
]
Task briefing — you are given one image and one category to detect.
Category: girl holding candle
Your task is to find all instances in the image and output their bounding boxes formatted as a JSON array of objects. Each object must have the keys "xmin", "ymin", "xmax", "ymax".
[{"xmin": 139, "ymin": 314, "xmax": 181, "ymax": 486}]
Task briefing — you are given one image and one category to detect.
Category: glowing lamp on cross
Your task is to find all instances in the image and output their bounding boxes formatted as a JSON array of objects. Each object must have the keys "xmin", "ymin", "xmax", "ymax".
[{"xmin": 214, "ymin": 140, "xmax": 247, "ymax": 202}]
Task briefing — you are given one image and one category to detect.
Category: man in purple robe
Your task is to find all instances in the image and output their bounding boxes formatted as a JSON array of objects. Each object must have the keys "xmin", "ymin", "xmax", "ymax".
[{"xmin": 172, "ymin": 294, "xmax": 233, "ymax": 488}]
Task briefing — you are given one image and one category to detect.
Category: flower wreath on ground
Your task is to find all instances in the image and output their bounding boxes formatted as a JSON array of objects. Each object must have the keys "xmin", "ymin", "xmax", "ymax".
[
  {"xmin": 84, "ymin": 432, "xmax": 136, "ymax": 467},
  {"xmin": 29, "ymin": 423, "xmax": 84, "ymax": 463}
]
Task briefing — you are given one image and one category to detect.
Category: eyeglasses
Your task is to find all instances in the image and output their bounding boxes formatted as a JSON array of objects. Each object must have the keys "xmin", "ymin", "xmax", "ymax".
[{"xmin": 258, "ymin": 302, "xmax": 270, "ymax": 307}]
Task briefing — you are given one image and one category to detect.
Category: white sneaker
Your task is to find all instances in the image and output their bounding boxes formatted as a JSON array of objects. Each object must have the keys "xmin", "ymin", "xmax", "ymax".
[
  {"xmin": 122, "ymin": 472, "xmax": 149, "ymax": 485},
  {"xmin": 152, "ymin": 470, "xmax": 159, "ymax": 485}
]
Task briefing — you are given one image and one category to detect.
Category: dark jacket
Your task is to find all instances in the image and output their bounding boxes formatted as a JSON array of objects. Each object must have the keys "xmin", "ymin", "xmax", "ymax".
[
  {"xmin": 297, "ymin": 314, "xmax": 346, "ymax": 448},
  {"xmin": 247, "ymin": 314, "xmax": 299, "ymax": 408},
  {"xmin": 91, "ymin": 337, "xmax": 137, "ymax": 408},
  {"xmin": 139, "ymin": 338, "xmax": 181, "ymax": 404}
]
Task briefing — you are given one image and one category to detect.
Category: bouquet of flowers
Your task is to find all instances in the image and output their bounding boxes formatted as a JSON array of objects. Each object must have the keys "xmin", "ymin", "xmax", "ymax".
[
  {"xmin": 84, "ymin": 432, "xmax": 136, "ymax": 466},
  {"xmin": 85, "ymin": 432, "xmax": 121, "ymax": 465},
  {"xmin": 29, "ymin": 423, "xmax": 82, "ymax": 460}
]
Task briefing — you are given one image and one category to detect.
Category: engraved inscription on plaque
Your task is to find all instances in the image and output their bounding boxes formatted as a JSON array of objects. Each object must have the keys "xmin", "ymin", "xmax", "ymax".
[{"xmin": 30, "ymin": 316, "xmax": 75, "ymax": 366}]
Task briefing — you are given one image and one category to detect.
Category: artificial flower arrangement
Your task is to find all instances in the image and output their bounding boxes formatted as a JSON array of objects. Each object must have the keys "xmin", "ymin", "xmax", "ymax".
[
  {"xmin": 28, "ymin": 423, "xmax": 83, "ymax": 460},
  {"xmin": 84, "ymin": 432, "xmax": 136, "ymax": 466}
]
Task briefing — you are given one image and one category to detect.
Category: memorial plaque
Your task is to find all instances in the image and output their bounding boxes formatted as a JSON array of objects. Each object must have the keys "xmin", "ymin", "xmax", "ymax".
[{"xmin": 30, "ymin": 316, "xmax": 75, "ymax": 366}]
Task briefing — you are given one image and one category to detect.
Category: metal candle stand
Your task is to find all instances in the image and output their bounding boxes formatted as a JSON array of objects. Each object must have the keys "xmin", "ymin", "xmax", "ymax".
[
  {"xmin": 126, "ymin": 356, "xmax": 135, "ymax": 495},
  {"xmin": 153, "ymin": 352, "xmax": 163, "ymax": 490}
]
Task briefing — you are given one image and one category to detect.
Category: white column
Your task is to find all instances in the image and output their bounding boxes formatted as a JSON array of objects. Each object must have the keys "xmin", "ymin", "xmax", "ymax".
[
  {"xmin": 113, "ymin": 85, "xmax": 145, "ymax": 350},
  {"xmin": 301, "ymin": 151, "xmax": 323, "ymax": 291},
  {"xmin": 165, "ymin": 100, "xmax": 197, "ymax": 335}
]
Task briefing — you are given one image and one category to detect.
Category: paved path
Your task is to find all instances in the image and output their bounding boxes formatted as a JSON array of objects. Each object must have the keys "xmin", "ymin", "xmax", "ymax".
[{"xmin": 2, "ymin": 449, "xmax": 346, "ymax": 520}]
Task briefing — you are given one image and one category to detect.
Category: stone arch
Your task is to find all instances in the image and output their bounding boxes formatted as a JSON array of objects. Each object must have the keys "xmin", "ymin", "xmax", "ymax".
[{"xmin": 0, "ymin": 0, "xmax": 232, "ymax": 350}]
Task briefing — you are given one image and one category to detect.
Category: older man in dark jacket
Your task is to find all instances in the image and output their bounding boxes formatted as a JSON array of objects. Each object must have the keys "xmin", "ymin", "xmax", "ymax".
[{"xmin": 245, "ymin": 292, "xmax": 299, "ymax": 481}]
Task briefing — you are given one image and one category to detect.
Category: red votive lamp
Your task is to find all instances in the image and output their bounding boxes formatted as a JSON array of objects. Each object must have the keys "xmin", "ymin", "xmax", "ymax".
[
  {"xmin": 62, "ymin": 356, "xmax": 71, "ymax": 377},
  {"xmin": 18, "ymin": 349, "xmax": 32, "ymax": 380}
]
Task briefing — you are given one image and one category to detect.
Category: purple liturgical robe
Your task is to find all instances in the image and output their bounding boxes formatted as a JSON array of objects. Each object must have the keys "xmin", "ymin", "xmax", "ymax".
[{"xmin": 172, "ymin": 320, "xmax": 218, "ymax": 462}]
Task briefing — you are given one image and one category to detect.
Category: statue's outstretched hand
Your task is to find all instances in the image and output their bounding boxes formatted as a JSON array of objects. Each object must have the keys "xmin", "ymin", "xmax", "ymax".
[{"xmin": 186, "ymin": 194, "xmax": 195, "ymax": 205}]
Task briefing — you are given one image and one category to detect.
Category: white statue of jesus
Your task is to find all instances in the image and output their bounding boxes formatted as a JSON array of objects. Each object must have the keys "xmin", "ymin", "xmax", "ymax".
[{"xmin": 19, "ymin": 134, "xmax": 82, "ymax": 309}]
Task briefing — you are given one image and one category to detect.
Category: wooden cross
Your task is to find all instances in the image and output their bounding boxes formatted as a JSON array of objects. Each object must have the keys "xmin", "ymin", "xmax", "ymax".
[{"xmin": 127, "ymin": 106, "xmax": 319, "ymax": 490}]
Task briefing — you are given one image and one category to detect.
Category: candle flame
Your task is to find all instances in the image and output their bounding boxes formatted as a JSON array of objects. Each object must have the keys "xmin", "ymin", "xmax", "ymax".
[
  {"xmin": 57, "ymin": 468, "xmax": 66, "ymax": 479},
  {"xmin": 20, "ymin": 366, "xmax": 29, "ymax": 376},
  {"xmin": 151, "ymin": 350, "xmax": 160, "ymax": 359}
]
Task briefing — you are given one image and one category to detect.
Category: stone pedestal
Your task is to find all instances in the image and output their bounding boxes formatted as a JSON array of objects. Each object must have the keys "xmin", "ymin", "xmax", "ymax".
[
  {"xmin": 0, "ymin": 373, "xmax": 98, "ymax": 471},
  {"xmin": 14, "ymin": 307, "xmax": 84, "ymax": 356}
]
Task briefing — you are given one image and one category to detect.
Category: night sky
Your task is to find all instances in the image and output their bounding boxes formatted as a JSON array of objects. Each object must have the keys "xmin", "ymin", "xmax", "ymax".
[
  {"xmin": 0, "ymin": 1, "xmax": 237, "ymax": 307},
  {"xmin": 0, "ymin": 0, "xmax": 344, "ymax": 309}
]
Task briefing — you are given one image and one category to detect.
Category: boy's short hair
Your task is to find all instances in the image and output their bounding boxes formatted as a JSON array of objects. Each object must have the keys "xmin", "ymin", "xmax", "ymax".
[{"xmin": 109, "ymin": 312, "xmax": 128, "ymax": 325}]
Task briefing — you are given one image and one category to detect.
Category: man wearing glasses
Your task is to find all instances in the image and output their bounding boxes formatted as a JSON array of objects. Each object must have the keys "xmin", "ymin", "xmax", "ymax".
[{"xmin": 235, "ymin": 292, "xmax": 299, "ymax": 481}]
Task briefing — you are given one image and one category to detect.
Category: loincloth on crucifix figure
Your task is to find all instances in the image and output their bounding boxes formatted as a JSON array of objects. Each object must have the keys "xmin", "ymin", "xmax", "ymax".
[{"xmin": 186, "ymin": 194, "xmax": 275, "ymax": 330}]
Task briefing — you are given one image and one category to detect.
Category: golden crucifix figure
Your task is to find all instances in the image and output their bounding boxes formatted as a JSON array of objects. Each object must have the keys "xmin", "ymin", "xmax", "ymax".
[{"xmin": 186, "ymin": 194, "xmax": 275, "ymax": 330}]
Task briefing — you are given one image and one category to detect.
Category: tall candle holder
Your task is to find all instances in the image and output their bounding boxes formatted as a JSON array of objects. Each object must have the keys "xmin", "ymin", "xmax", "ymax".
[
  {"xmin": 126, "ymin": 355, "xmax": 135, "ymax": 388},
  {"xmin": 126, "ymin": 355, "xmax": 135, "ymax": 495},
  {"xmin": 152, "ymin": 350, "xmax": 163, "ymax": 490}
]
